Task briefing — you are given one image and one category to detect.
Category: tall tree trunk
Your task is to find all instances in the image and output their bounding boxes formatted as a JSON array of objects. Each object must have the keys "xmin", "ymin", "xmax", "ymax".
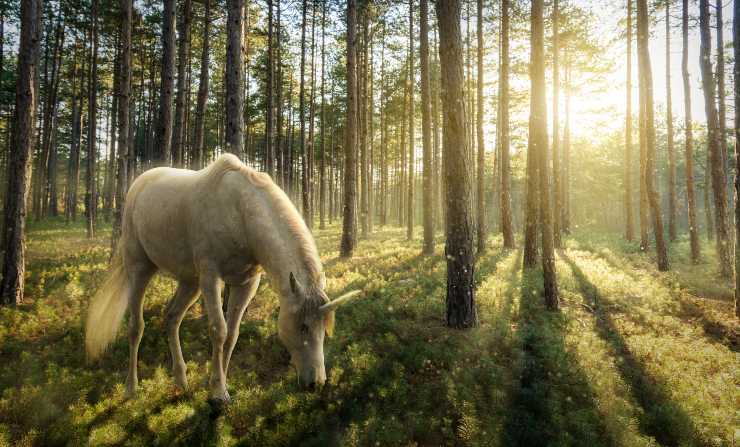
[
  {"xmin": 113, "ymin": 0, "xmax": 132, "ymax": 252},
  {"xmin": 637, "ymin": 0, "xmax": 669, "ymax": 271},
  {"xmin": 360, "ymin": 10, "xmax": 368, "ymax": 236},
  {"xmin": 86, "ymin": 0, "xmax": 99, "ymax": 238},
  {"xmin": 154, "ymin": 0, "xmax": 176, "ymax": 164},
  {"xmin": 319, "ymin": 1, "xmax": 327, "ymax": 230},
  {"xmin": 500, "ymin": 0, "xmax": 514, "ymax": 248},
  {"xmin": 407, "ymin": 0, "xmax": 415, "ymax": 241},
  {"xmin": 380, "ymin": 33, "xmax": 388, "ymax": 227},
  {"xmin": 681, "ymin": 0, "xmax": 700, "ymax": 262},
  {"xmin": 625, "ymin": 0, "xmax": 635, "ymax": 242},
  {"xmin": 341, "ymin": 0, "xmax": 358, "ymax": 257},
  {"xmin": 531, "ymin": 0, "xmax": 559, "ymax": 308},
  {"xmin": 275, "ymin": 0, "xmax": 284, "ymax": 186},
  {"xmin": 66, "ymin": 41, "xmax": 81, "ymax": 222},
  {"xmin": 717, "ymin": 0, "xmax": 730, "ymax": 214},
  {"xmin": 474, "ymin": 0, "xmax": 485, "ymax": 253},
  {"xmin": 265, "ymin": 0, "xmax": 275, "ymax": 176},
  {"xmin": 300, "ymin": 0, "xmax": 311, "ymax": 227},
  {"xmin": 562, "ymin": 51, "xmax": 571, "ymax": 233},
  {"xmin": 193, "ymin": 0, "xmax": 210, "ymax": 170},
  {"xmin": 226, "ymin": 0, "xmax": 243, "ymax": 156},
  {"xmin": 172, "ymin": 0, "xmax": 192, "ymax": 167},
  {"xmin": 1, "ymin": 0, "xmax": 41, "ymax": 304},
  {"xmin": 308, "ymin": 1, "xmax": 318, "ymax": 226},
  {"xmin": 733, "ymin": 0, "xmax": 740, "ymax": 317},
  {"xmin": 551, "ymin": 0, "xmax": 561, "ymax": 249},
  {"xmin": 666, "ymin": 2, "xmax": 677, "ymax": 241},
  {"xmin": 699, "ymin": 0, "xmax": 732, "ymax": 276},
  {"xmin": 437, "ymin": 0, "xmax": 478, "ymax": 328},
  {"xmin": 421, "ymin": 0, "xmax": 434, "ymax": 254}
]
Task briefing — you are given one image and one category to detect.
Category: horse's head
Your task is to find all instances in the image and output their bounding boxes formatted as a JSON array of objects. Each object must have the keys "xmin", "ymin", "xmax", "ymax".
[{"xmin": 278, "ymin": 272, "xmax": 361, "ymax": 390}]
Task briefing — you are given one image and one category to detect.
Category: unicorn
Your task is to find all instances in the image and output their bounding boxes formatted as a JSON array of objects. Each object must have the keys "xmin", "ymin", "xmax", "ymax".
[{"xmin": 85, "ymin": 153, "xmax": 361, "ymax": 402}]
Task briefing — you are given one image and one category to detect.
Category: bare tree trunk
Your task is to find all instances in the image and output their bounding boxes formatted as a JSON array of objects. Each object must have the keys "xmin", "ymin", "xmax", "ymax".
[
  {"xmin": 637, "ymin": 0, "xmax": 669, "ymax": 271},
  {"xmin": 1, "ymin": 0, "xmax": 41, "ymax": 304},
  {"xmin": 666, "ymin": 2, "xmax": 677, "ymax": 241},
  {"xmin": 86, "ymin": 0, "xmax": 99, "ymax": 238},
  {"xmin": 500, "ymin": 0, "xmax": 514, "ymax": 248},
  {"xmin": 733, "ymin": 0, "xmax": 740, "ymax": 318},
  {"xmin": 172, "ymin": 0, "xmax": 192, "ymax": 167},
  {"xmin": 341, "ymin": 0, "xmax": 358, "ymax": 257},
  {"xmin": 275, "ymin": 0, "xmax": 284, "ymax": 186},
  {"xmin": 265, "ymin": 0, "xmax": 275, "ymax": 177},
  {"xmin": 421, "ymin": 0, "xmax": 434, "ymax": 254},
  {"xmin": 193, "ymin": 0, "xmax": 210, "ymax": 170},
  {"xmin": 474, "ymin": 0, "xmax": 485, "ymax": 253},
  {"xmin": 112, "ymin": 0, "xmax": 132, "ymax": 252},
  {"xmin": 717, "ymin": 0, "xmax": 730, "ymax": 214},
  {"xmin": 154, "ymin": 0, "xmax": 176, "ymax": 164},
  {"xmin": 319, "ymin": 1, "xmax": 327, "ymax": 230},
  {"xmin": 699, "ymin": 0, "xmax": 732, "ymax": 276},
  {"xmin": 625, "ymin": 0, "xmax": 635, "ymax": 242},
  {"xmin": 300, "ymin": 0, "xmax": 311, "ymax": 227},
  {"xmin": 225, "ymin": 0, "xmax": 243, "ymax": 156},
  {"xmin": 551, "ymin": 0, "xmax": 561, "ymax": 249},
  {"xmin": 407, "ymin": 0, "xmax": 415, "ymax": 241},
  {"xmin": 308, "ymin": 0, "xmax": 318, "ymax": 226},
  {"xmin": 437, "ymin": 0, "xmax": 478, "ymax": 328},
  {"xmin": 681, "ymin": 0, "xmax": 700, "ymax": 262},
  {"xmin": 531, "ymin": 0, "xmax": 559, "ymax": 308},
  {"xmin": 360, "ymin": 10, "xmax": 368, "ymax": 236},
  {"xmin": 562, "ymin": 51, "xmax": 571, "ymax": 233}
]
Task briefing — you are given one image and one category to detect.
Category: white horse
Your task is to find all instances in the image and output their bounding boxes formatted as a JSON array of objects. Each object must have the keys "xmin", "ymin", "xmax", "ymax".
[{"xmin": 85, "ymin": 154, "xmax": 360, "ymax": 402}]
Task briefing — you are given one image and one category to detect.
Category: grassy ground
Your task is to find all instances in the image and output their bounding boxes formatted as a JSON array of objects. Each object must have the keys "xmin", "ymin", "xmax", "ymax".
[{"xmin": 0, "ymin": 219, "xmax": 737, "ymax": 446}]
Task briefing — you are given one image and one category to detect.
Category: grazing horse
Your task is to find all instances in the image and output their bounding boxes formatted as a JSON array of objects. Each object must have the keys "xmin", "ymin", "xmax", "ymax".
[{"xmin": 85, "ymin": 154, "xmax": 360, "ymax": 401}]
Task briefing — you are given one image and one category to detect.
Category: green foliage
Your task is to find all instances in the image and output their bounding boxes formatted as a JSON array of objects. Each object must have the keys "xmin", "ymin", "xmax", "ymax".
[{"xmin": 0, "ymin": 221, "xmax": 737, "ymax": 446}]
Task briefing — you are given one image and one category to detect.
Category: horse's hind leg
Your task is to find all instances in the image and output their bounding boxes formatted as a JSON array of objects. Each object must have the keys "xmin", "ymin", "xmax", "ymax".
[
  {"xmin": 223, "ymin": 273, "xmax": 261, "ymax": 376},
  {"xmin": 165, "ymin": 281, "xmax": 200, "ymax": 390},
  {"xmin": 125, "ymin": 263, "xmax": 155, "ymax": 399}
]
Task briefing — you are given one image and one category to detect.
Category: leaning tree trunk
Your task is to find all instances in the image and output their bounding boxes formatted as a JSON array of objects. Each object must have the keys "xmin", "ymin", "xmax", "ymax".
[
  {"xmin": 436, "ymin": 0, "xmax": 478, "ymax": 328},
  {"xmin": 532, "ymin": 0, "xmax": 559, "ymax": 308},
  {"xmin": 341, "ymin": 0, "xmax": 358, "ymax": 257},
  {"xmin": 500, "ymin": 0, "xmax": 514, "ymax": 248},
  {"xmin": 1, "ymin": 0, "xmax": 41, "ymax": 305},
  {"xmin": 154, "ymin": 0, "xmax": 176, "ymax": 164},
  {"xmin": 625, "ymin": 0, "xmax": 635, "ymax": 242},
  {"xmin": 421, "ymin": 0, "xmax": 435, "ymax": 254},
  {"xmin": 636, "ymin": 0, "xmax": 669, "ymax": 271},
  {"xmin": 192, "ymin": 0, "xmax": 210, "ymax": 170},
  {"xmin": 172, "ymin": 0, "xmax": 192, "ymax": 167},
  {"xmin": 225, "ymin": 0, "xmax": 243, "ymax": 156},
  {"xmin": 682, "ymin": 0, "xmax": 700, "ymax": 262},
  {"xmin": 699, "ymin": 0, "xmax": 732, "ymax": 277}
]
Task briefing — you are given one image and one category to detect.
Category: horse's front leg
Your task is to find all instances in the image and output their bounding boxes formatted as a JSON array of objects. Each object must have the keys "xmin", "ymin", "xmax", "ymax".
[
  {"xmin": 223, "ymin": 273, "xmax": 262, "ymax": 376},
  {"xmin": 165, "ymin": 281, "xmax": 200, "ymax": 390},
  {"xmin": 199, "ymin": 270, "xmax": 230, "ymax": 402}
]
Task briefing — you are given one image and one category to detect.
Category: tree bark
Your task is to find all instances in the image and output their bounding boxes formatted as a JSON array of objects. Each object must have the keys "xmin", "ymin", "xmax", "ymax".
[
  {"xmin": 436, "ymin": 0, "xmax": 478, "ymax": 328},
  {"xmin": 225, "ymin": 0, "xmax": 244, "ymax": 156},
  {"xmin": 636, "ymin": 0, "xmax": 669, "ymax": 271},
  {"xmin": 666, "ymin": 2, "xmax": 677, "ymax": 241},
  {"xmin": 682, "ymin": 0, "xmax": 700, "ymax": 262},
  {"xmin": 265, "ymin": 0, "xmax": 275, "ymax": 176},
  {"xmin": 319, "ymin": 1, "xmax": 327, "ymax": 230},
  {"xmin": 625, "ymin": 0, "xmax": 635, "ymax": 242},
  {"xmin": 300, "ymin": 0, "xmax": 311, "ymax": 227},
  {"xmin": 551, "ymin": 0, "xmax": 561, "ymax": 249},
  {"xmin": 193, "ymin": 0, "xmax": 210, "ymax": 170},
  {"xmin": 172, "ymin": 0, "xmax": 192, "ymax": 167},
  {"xmin": 699, "ymin": 0, "xmax": 732, "ymax": 276},
  {"xmin": 421, "ymin": 0, "xmax": 434, "ymax": 254},
  {"xmin": 154, "ymin": 0, "xmax": 176, "ymax": 164},
  {"xmin": 732, "ymin": 0, "xmax": 740, "ymax": 317},
  {"xmin": 500, "ymin": 0, "xmax": 514, "ymax": 248},
  {"xmin": 407, "ymin": 0, "xmax": 415, "ymax": 241},
  {"xmin": 474, "ymin": 0, "xmax": 485, "ymax": 253},
  {"xmin": 341, "ymin": 0, "xmax": 358, "ymax": 257},
  {"xmin": 86, "ymin": 0, "xmax": 99, "ymax": 238},
  {"xmin": 1, "ymin": 0, "xmax": 41, "ymax": 305}
]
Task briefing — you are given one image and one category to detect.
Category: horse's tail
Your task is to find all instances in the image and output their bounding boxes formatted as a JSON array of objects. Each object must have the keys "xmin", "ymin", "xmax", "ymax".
[{"xmin": 85, "ymin": 244, "xmax": 129, "ymax": 362}]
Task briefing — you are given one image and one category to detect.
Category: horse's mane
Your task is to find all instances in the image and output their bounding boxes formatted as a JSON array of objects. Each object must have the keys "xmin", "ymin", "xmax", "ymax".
[{"xmin": 201, "ymin": 154, "xmax": 323, "ymax": 283}]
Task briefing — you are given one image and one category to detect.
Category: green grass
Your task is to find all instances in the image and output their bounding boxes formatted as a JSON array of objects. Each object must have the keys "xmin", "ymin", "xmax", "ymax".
[{"xmin": 0, "ymin": 218, "xmax": 737, "ymax": 446}]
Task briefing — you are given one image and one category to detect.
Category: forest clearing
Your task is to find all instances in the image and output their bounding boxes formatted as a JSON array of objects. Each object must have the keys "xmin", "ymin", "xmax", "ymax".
[{"xmin": 0, "ymin": 219, "xmax": 737, "ymax": 445}]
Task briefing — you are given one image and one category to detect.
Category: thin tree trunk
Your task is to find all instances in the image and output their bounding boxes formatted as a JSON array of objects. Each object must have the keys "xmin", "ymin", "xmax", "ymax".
[
  {"xmin": 637, "ymin": 0, "xmax": 669, "ymax": 271},
  {"xmin": 421, "ymin": 0, "xmax": 434, "ymax": 253},
  {"xmin": 625, "ymin": 0, "xmax": 635, "ymax": 242},
  {"xmin": 699, "ymin": 0, "xmax": 732, "ymax": 276},
  {"xmin": 407, "ymin": 0, "xmax": 415, "ymax": 241},
  {"xmin": 172, "ymin": 0, "xmax": 192, "ymax": 167},
  {"xmin": 193, "ymin": 0, "xmax": 210, "ymax": 170},
  {"xmin": 300, "ymin": 0, "xmax": 311, "ymax": 227},
  {"xmin": 717, "ymin": 0, "xmax": 730, "ymax": 214},
  {"xmin": 666, "ymin": 2, "xmax": 677, "ymax": 241},
  {"xmin": 308, "ymin": 0, "xmax": 318, "ymax": 227},
  {"xmin": 154, "ymin": 0, "xmax": 176, "ymax": 164},
  {"xmin": 113, "ymin": 0, "xmax": 132, "ymax": 252},
  {"xmin": 1, "ymin": 0, "xmax": 41, "ymax": 304},
  {"xmin": 360, "ymin": 10, "xmax": 368, "ymax": 236},
  {"xmin": 341, "ymin": 0, "xmax": 358, "ymax": 257},
  {"xmin": 86, "ymin": 0, "xmax": 99, "ymax": 238},
  {"xmin": 562, "ymin": 51, "xmax": 571, "ymax": 233},
  {"xmin": 732, "ymin": 0, "xmax": 740, "ymax": 317},
  {"xmin": 319, "ymin": 1, "xmax": 327, "ymax": 230},
  {"xmin": 475, "ymin": 0, "xmax": 485, "ymax": 253},
  {"xmin": 682, "ymin": 0, "xmax": 700, "ymax": 262},
  {"xmin": 225, "ymin": 0, "xmax": 244, "ymax": 156},
  {"xmin": 500, "ymin": 0, "xmax": 514, "ymax": 248},
  {"xmin": 265, "ymin": 0, "xmax": 275, "ymax": 176},
  {"xmin": 551, "ymin": 0, "xmax": 561, "ymax": 249}
]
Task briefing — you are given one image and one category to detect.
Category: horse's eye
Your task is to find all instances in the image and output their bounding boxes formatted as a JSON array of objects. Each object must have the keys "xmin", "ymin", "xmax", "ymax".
[{"xmin": 300, "ymin": 323, "xmax": 309, "ymax": 334}]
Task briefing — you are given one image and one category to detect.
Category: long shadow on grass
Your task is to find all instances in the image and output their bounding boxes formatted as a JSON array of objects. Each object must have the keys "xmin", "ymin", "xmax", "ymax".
[
  {"xmin": 561, "ymin": 253, "xmax": 706, "ymax": 447},
  {"xmin": 587, "ymin": 248, "xmax": 740, "ymax": 354},
  {"xmin": 502, "ymin": 267, "xmax": 615, "ymax": 447}
]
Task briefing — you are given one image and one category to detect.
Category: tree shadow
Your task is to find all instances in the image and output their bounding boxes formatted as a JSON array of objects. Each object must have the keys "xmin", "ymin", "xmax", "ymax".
[
  {"xmin": 560, "ymin": 252, "xmax": 706, "ymax": 447},
  {"xmin": 502, "ymin": 267, "xmax": 615, "ymax": 447}
]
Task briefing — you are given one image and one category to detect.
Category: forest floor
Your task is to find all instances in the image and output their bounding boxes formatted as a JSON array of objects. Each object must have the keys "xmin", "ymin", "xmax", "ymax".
[{"xmin": 0, "ymin": 219, "xmax": 738, "ymax": 446}]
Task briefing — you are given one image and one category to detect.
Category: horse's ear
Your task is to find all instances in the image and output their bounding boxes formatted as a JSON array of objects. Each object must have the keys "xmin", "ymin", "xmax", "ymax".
[{"xmin": 289, "ymin": 272, "xmax": 302, "ymax": 295}]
